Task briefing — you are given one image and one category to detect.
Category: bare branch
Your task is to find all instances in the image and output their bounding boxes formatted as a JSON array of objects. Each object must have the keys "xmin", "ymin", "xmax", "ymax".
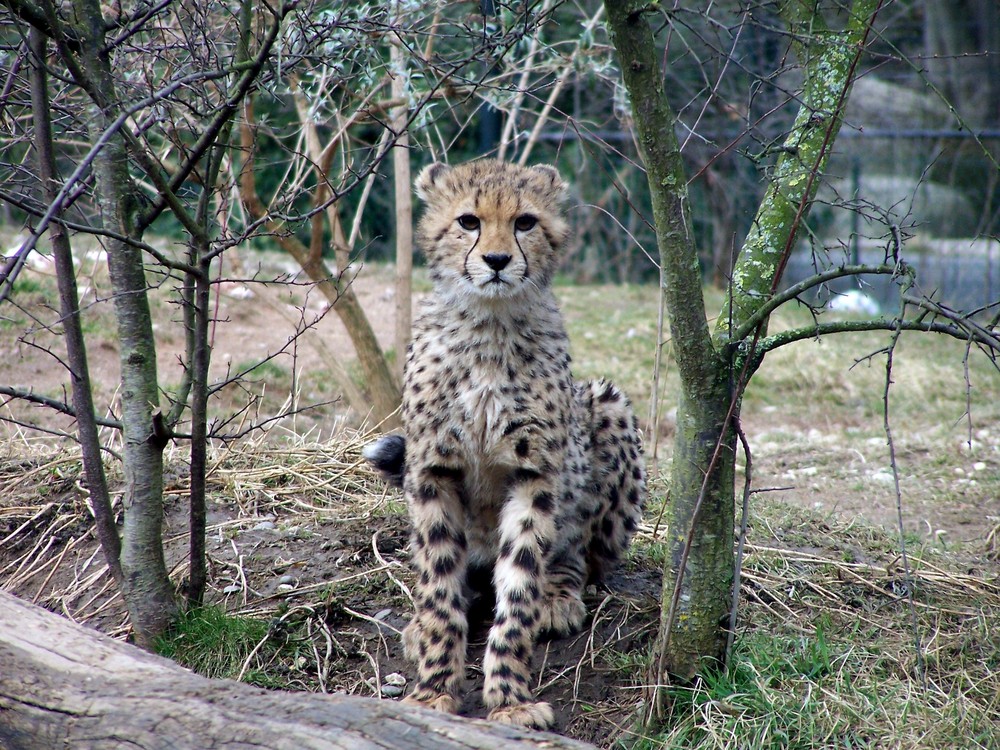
[
  {"xmin": 881, "ymin": 299, "xmax": 927, "ymax": 689},
  {"xmin": 731, "ymin": 263, "xmax": 907, "ymax": 344},
  {"xmin": 0, "ymin": 385, "xmax": 122, "ymax": 429},
  {"xmin": 754, "ymin": 317, "xmax": 1000, "ymax": 364}
]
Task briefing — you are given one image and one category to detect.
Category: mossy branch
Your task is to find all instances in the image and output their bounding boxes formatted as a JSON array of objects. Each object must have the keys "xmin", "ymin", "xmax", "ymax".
[{"xmin": 720, "ymin": 0, "xmax": 883, "ymax": 341}]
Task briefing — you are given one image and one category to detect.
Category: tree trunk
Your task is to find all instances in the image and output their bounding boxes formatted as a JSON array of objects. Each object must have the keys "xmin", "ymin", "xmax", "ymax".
[
  {"xmin": 69, "ymin": 0, "xmax": 179, "ymax": 647},
  {"xmin": 603, "ymin": 0, "xmax": 733, "ymax": 696},
  {"xmin": 603, "ymin": 0, "xmax": 881, "ymax": 726},
  {"xmin": 28, "ymin": 27, "xmax": 123, "ymax": 589},
  {"xmin": 390, "ymin": 34, "xmax": 413, "ymax": 388},
  {"xmin": 650, "ymin": 387, "xmax": 736, "ymax": 688},
  {"xmin": 184, "ymin": 249, "xmax": 212, "ymax": 606},
  {"xmin": 0, "ymin": 592, "xmax": 594, "ymax": 750}
]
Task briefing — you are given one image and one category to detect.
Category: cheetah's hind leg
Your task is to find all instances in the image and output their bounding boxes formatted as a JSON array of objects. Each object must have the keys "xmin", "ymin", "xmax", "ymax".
[
  {"xmin": 538, "ymin": 545, "xmax": 587, "ymax": 638},
  {"xmin": 585, "ymin": 379, "xmax": 645, "ymax": 584}
]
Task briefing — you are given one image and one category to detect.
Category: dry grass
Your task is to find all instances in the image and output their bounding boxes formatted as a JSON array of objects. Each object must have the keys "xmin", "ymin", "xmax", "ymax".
[
  {"xmin": 624, "ymin": 503, "xmax": 1000, "ymax": 750},
  {"xmin": 1, "ymin": 434, "xmax": 997, "ymax": 749}
]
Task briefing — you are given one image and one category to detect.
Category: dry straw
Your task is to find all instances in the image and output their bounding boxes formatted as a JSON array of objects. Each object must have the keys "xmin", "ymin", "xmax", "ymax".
[{"xmin": 2, "ymin": 433, "xmax": 997, "ymax": 747}]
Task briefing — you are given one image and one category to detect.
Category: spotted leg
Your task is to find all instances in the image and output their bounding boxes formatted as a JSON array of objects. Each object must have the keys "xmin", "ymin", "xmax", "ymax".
[
  {"xmin": 539, "ymin": 541, "xmax": 588, "ymax": 637},
  {"xmin": 402, "ymin": 466, "xmax": 469, "ymax": 714},
  {"xmin": 482, "ymin": 473, "xmax": 558, "ymax": 730},
  {"xmin": 585, "ymin": 380, "xmax": 645, "ymax": 583}
]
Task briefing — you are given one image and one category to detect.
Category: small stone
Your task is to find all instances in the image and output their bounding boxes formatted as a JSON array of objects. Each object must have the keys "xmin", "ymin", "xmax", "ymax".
[
  {"xmin": 253, "ymin": 521, "xmax": 276, "ymax": 531},
  {"xmin": 277, "ymin": 583, "xmax": 295, "ymax": 592},
  {"xmin": 278, "ymin": 574, "xmax": 296, "ymax": 586},
  {"xmin": 380, "ymin": 684, "xmax": 404, "ymax": 698},
  {"xmin": 373, "ymin": 608, "xmax": 392, "ymax": 621},
  {"xmin": 221, "ymin": 584, "xmax": 241, "ymax": 594},
  {"xmin": 383, "ymin": 672, "xmax": 406, "ymax": 687}
]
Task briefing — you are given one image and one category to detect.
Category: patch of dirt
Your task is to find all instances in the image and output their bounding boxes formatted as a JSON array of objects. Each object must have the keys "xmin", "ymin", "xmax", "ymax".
[
  {"xmin": 1, "ymin": 245, "xmax": 401, "ymax": 437},
  {"xmin": 737, "ymin": 410, "xmax": 1000, "ymax": 549},
  {"xmin": 199, "ymin": 506, "xmax": 661, "ymax": 742}
]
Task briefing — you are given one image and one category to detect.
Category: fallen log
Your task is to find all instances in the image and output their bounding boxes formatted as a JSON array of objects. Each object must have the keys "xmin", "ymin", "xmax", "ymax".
[{"xmin": 0, "ymin": 591, "xmax": 596, "ymax": 750}]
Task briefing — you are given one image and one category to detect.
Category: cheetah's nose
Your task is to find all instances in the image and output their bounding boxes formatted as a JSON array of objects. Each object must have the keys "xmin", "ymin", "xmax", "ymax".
[{"xmin": 483, "ymin": 253, "xmax": 512, "ymax": 271}]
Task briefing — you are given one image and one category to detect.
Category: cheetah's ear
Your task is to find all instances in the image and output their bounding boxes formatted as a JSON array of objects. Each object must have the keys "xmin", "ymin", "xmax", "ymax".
[
  {"xmin": 415, "ymin": 163, "xmax": 451, "ymax": 203},
  {"xmin": 530, "ymin": 164, "xmax": 568, "ymax": 199}
]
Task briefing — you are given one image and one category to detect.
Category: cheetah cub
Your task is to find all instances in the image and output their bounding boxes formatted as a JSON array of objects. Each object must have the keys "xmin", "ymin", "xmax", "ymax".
[{"xmin": 364, "ymin": 159, "xmax": 644, "ymax": 730}]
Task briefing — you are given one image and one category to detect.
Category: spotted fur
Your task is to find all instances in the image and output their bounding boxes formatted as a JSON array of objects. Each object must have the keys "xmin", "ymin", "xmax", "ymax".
[{"xmin": 364, "ymin": 159, "xmax": 645, "ymax": 730}]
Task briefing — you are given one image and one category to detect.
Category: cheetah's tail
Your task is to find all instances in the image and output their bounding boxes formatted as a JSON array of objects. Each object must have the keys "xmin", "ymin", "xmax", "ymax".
[{"xmin": 361, "ymin": 434, "xmax": 406, "ymax": 488}]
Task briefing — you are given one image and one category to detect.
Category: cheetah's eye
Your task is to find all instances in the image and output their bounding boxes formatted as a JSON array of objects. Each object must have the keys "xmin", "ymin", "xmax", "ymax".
[
  {"xmin": 514, "ymin": 215, "xmax": 537, "ymax": 232},
  {"xmin": 457, "ymin": 214, "xmax": 480, "ymax": 231}
]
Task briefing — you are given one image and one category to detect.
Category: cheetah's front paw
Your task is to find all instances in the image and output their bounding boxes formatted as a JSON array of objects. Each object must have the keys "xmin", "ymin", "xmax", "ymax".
[
  {"xmin": 487, "ymin": 701, "xmax": 555, "ymax": 730},
  {"xmin": 402, "ymin": 692, "xmax": 460, "ymax": 714},
  {"xmin": 538, "ymin": 592, "xmax": 586, "ymax": 637}
]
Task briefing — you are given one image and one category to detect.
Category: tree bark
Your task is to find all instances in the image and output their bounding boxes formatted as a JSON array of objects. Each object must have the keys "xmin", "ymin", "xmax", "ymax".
[
  {"xmin": 0, "ymin": 592, "xmax": 594, "ymax": 750},
  {"xmin": 390, "ymin": 34, "xmax": 413, "ymax": 388},
  {"xmin": 64, "ymin": 0, "xmax": 179, "ymax": 646},
  {"xmin": 722, "ymin": 0, "xmax": 879, "ymax": 338},
  {"xmin": 604, "ymin": 0, "xmax": 734, "ymax": 696}
]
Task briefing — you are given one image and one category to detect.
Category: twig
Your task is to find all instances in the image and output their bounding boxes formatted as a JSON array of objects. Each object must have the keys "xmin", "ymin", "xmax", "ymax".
[
  {"xmin": 728, "ymin": 418, "xmax": 753, "ymax": 660},
  {"xmin": 882, "ymin": 300, "xmax": 927, "ymax": 690},
  {"xmin": 0, "ymin": 386, "xmax": 122, "ymax": 429}
]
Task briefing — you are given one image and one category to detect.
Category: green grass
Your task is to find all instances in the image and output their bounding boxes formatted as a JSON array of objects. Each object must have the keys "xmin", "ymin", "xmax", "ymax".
[
  {"xmin": 625, "ymin": 610, "xmax": 998, "ymax": 750},
  {"xmin": 557, "ymin": 282, "xmax": 661, "ymax": 412},
  {"xmin": 236, "ymin": 358, "xmax": 289, "ymax": 382},
  {"xmin": 155, "ymin": 605, "xmax": 293, "ymax": 688},
  {"xmin": 617, "ymin": 490, "xmax": 1000, "ymax": 750},
  {"xmin": 554, "ymin": 280, "xmax": 1000, "ymax": 429}
]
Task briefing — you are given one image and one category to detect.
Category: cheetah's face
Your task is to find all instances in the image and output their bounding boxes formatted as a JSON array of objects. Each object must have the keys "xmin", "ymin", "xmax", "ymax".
[{"xmin": 415, "ymin": 161, "xmax": 570, "ymax": 300}]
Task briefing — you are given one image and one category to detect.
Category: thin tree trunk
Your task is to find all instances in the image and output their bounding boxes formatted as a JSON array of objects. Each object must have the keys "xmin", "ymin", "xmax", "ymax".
[
  {"xmin": 604, "ymin": 0, "xmax": 732, "ymax": 698},
  {"xmin": 390, "ymin": 35, "xmax": 413, "ymax": 388},
  {"xmin": 184, "ymin": 134, "xmax": 231, "ymax": 607},
  {"xmin": 604, "ymin": 0, "xmax": 882, "ymax": 726},
  {"xmin": 184, "ymin": 245, "xmax": 211, "ymax": 607},
  {"xmin": 238, "ymin": 107, "xmax": 401, "ymax": 426},
  {"xmin": 28, "ymin": 27, "xmax": 123, "ymax": 589},
  {"xmin": 69, "ymin": 0, "xmax": 179, "ymax": 647},
  {"xmin": 651, "ymin": 387, "xmax": 735, "ymax": 691}
]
